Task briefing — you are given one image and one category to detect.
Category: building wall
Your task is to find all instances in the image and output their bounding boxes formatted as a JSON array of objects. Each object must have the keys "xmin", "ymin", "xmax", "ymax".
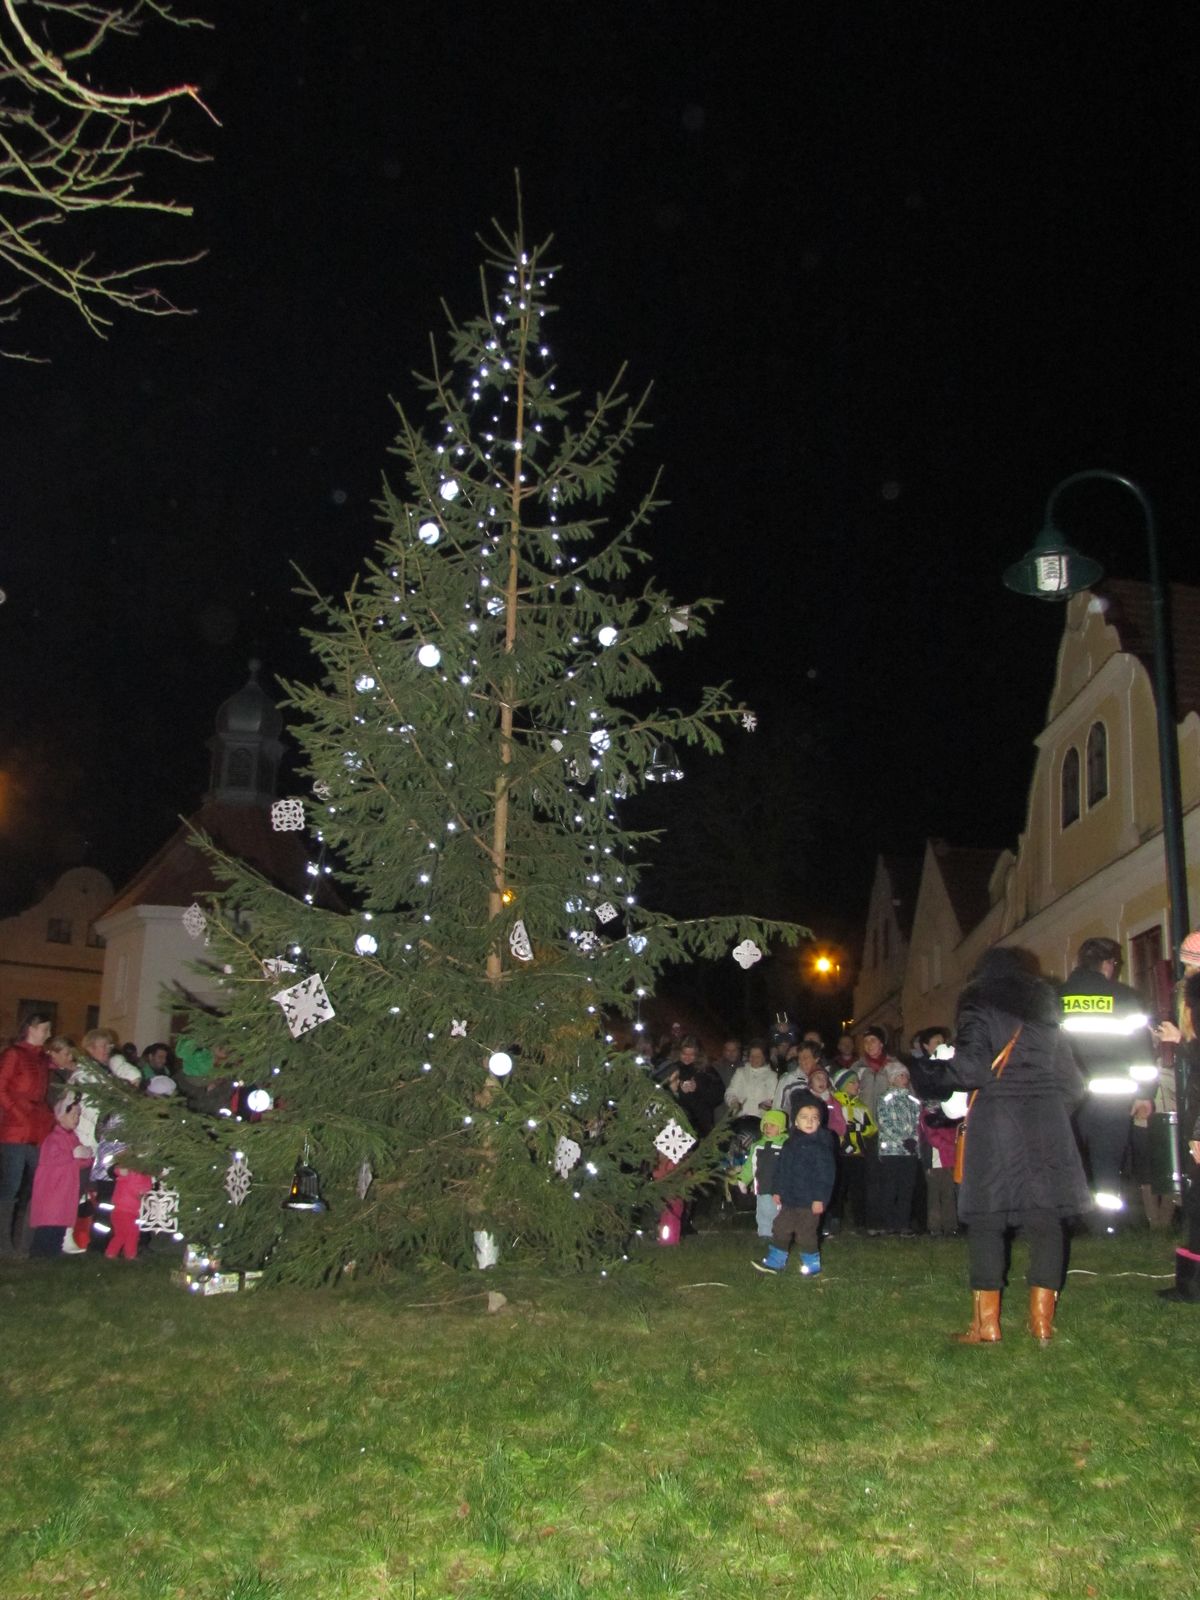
[
  {"xmin": 95, "ymin": 904, "xmax": 226, "ymax": 1048},
  {"xmin": 0, "ymin": 867, "xmax": 113, "ymax": 1041},
  {"xmin": 852, "ymin": 857, "xmax": 912, "ymax": 1036},
  {"xmin": 903, "ymin": 590, "xmax": 1200, "ymax": 1024}
]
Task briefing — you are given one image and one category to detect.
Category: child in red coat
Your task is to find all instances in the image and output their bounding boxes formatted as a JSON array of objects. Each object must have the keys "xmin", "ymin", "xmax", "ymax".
[{"xmin": 106, "ymin": 1165, "xmax": 154, "ymax": 1260}]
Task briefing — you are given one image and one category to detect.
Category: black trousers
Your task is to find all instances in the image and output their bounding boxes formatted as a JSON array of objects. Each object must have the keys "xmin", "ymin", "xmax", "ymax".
[
  {"xmin": 1075, "ymin": 1099, "xmax": 1130, "ymax": 1196},
  {"xmin": 873, "ymin": 1154, "xmax": 918, "ymax": 1232},
  {"xmin": 966, "ymin": 1208, "xmax": 1066, "ymax": 1291}
]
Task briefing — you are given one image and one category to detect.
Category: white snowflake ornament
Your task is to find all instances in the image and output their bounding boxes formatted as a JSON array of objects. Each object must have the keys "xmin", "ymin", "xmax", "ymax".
[
  {"xmin": 182, "ymin": 903, "xmax": 207, "ymax": 939},
  {"xmin": 137, "ymin": 1185, "xmax": 180, "ymax": 1235},
  {"xmin": 577, "ymin": 931, "xmax": 601, "ymax": 955},
  {"xmin": 271, "ymin": 797, "xmax": 306, "ymax": 832},
  {"xmin": 224, "ymin": 1152, "xmax": 253, "ymax": 1206},
  {"xmin": 732, "ymin": 939, "xmax": 764, "ymax": 970},
  {"xmin": 509, "ymin": 920, "xmax": 534, "ymax": 963},
  {"xmin": 554, "ymin": 1136, "xmax": 582, "ymax": 1178},
  {"xmin": 261, "ymin": 957, "xmax": 297, "ymax": 979},
  {"xmin": 741, "ymin": 710, "xmax": 758, "ymax": 732},
  {"xmin": 654, "ymin": 1119, "xmax": 697, "ymax": 1164},
  {"xmin": 595, "ymin": 902, "xmax": 618, "ymax": 924},
  {"xmin": 450, "ymin": 1018, "xmax": 468, "ymax": 1038},
  {"xmin": 668, "ymin": 605, "xmax": 690, "ymax": 634},
  {"xmin": 356, "ymin": 1160, "xmax": 374, "ymax": 1200},
  {"xmin": 272, "ymin": 973, "xmax": 336, "ymax": 1038},
  {"xmin": 312, "ymin": 779, "xmax": 332, "ymax": 801}
]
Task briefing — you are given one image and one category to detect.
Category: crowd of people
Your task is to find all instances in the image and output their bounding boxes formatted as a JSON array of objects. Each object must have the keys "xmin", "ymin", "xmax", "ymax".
[
  {"xmin": 3, "ymin": 932, "xmax": 1199, "ymax": 1337},
  {"xmin": 0, "ymin": 1024, "xmax": 182, "ymax": 1261},
  {"xmin": 652, "ymin": 932, "xmax": 1200, "ymax": 1340}
]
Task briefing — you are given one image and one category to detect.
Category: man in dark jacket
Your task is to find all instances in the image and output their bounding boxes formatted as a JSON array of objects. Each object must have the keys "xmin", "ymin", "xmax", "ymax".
[{"xmin": 1059, "ymin": 937, "xmax": 1157, "ymax": 1232}]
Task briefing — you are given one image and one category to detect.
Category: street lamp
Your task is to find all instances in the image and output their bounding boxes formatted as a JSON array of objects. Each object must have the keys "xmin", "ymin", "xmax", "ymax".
[{"xmin": 1004, "ymin": 470, "xmax": 1190, "ymax": 1182}]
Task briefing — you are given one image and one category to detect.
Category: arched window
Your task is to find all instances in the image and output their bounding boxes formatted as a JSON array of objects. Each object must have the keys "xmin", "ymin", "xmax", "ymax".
[
  {"xmin": 1086, "ymin": 721, "xmax": 1108, "ymax": 807},
  {"xmin": 1061, "ymin": 747, "xmax": 1081, "ymax": 828}
]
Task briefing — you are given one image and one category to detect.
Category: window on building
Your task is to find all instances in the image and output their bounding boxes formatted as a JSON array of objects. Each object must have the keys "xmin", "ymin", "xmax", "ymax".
[
  {"xmin": 86, "ymin": 924, "xmax": 106, "ymax": 949},
  {"xmin": 1086, "ymin": 721, "xmax": 1108, "ymax": 807},
  {"xmin": 1129, "ymin": 926, "xmax": 1165, "ymax": 1012},
  {"xmin": 1061, "ymin": 747, "xmax": 1081, "ymax": 828},
  {"xmin": 18, "ymin": 1000, "xmax": 58, "ymax": 1031},
  {"xmin": 46, "ymin": 917, "xmax": 73, "ymax": 944},
  {"xmin": 86, "ymin": 1005, "xmax": 101, "ymax": 1032}
]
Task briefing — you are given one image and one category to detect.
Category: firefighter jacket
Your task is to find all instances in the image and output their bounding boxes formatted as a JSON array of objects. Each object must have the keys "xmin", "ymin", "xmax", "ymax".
[{"xmin": 1057, "ymin": 966, "xmax": 1158, "ymax": 1101}]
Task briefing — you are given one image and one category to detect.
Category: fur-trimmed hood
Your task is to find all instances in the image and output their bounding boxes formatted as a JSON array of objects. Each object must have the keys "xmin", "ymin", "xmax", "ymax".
[{"xmin": 956, "ymin": 947, "xmax": 1060, "ymax": 1027}]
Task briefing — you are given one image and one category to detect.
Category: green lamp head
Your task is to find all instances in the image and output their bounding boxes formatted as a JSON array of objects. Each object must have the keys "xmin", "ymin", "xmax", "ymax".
[{"xmin": 1002, "ymin": 521, "xmax": 1106, "ymax": 601}]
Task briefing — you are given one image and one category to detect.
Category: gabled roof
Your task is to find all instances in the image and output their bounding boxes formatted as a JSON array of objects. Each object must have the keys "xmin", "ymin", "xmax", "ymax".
[
  {"xmin": 1095, "ymin": 580, "xmax": 1200, "ymax": 721},
  {"xmin": 880, "ymin": 854, "xmax": 923, "ymax": 940},
  {"xmin": 930, "ymin": 842, "xmax": 1003, "ymax": 939},
  {"xmin": 100, "ymin": 800, "xmax": 316, "ymax": 919}
]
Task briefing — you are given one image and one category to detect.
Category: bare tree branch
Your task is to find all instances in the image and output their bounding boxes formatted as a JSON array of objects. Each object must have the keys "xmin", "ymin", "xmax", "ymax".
[{"xmin": 0, "ymin": 0, "xmax": 215, "ymax": 356}]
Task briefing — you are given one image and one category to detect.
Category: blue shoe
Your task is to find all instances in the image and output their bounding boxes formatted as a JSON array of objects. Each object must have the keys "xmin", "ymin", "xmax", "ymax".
[
  {"xmin": 753, "ymin": 1245, "xmax": 789, "ymax": 1274},
  {"xmin": 799, "ymin": 1251, "xmax": 822, "ymax": 1276},
  {"xmin": 752, "ymin": 1258, "xmax": 780, "ymax": 1274}
]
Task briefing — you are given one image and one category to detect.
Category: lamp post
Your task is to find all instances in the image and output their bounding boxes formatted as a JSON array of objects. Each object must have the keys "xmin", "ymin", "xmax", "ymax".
[{"xmin": 1003, "ymin": 470, "xmax": 1190, "ymax": 1184}]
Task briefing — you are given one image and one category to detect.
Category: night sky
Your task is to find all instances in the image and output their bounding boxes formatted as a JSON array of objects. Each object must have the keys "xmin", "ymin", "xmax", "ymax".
[{"xmin": 2, "ymin": 1, "xmax": 1197, "ymax": 949}]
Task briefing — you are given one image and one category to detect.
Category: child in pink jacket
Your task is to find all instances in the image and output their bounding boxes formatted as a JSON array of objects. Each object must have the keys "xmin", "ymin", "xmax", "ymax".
[{"xmin": 29, "ymin": 1097, "xmax": 93, "ymax": 1257}]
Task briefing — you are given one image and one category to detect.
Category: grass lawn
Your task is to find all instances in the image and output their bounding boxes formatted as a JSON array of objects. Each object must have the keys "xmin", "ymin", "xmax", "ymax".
[{"xmin": 0, "ymin": 1223, "xmax": 1195, "ymax": 1600}]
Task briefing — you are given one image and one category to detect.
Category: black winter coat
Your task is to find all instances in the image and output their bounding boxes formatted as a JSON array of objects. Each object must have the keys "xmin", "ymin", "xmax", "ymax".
[
  {"xmin": 772, "ymin": 1128, "xmax": 837, "ymax": 1208},
  {"xmin": 920, "ymin": 1001, "xmax": 1091, "ymax": 1223}
]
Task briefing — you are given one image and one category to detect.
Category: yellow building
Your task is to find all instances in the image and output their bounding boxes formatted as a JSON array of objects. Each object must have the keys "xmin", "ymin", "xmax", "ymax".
[
  {"xmin": 0, "ymin": 866, "xmax": 113, "ymax": 1042},
  {"xmin": 888, "ymin": 580, "xmax": 1200, "ymax": 1028}
]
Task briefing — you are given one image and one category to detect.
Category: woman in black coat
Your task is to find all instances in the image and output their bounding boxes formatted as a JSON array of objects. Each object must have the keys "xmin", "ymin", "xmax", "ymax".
[{"xmin": 916, "ymin": 946, "xmax": 1091, "ymax": 1345}]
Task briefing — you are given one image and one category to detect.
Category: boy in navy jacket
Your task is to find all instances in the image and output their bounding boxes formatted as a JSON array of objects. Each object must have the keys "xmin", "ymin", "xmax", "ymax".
[{"xmin": 753, "ymin": 1103, "xmax": 836, "ymax": 1276}]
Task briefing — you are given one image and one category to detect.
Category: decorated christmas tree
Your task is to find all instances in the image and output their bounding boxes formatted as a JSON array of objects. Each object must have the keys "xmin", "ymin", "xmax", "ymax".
[{"xmin": 117, "ymin": 198, "xmax": 805, "ymax": 1284}]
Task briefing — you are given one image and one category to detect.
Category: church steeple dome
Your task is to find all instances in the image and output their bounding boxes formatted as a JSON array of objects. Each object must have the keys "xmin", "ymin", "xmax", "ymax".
[{"xmin": 208, "ymin": 661, "xmax": 285, "ymax": 806}]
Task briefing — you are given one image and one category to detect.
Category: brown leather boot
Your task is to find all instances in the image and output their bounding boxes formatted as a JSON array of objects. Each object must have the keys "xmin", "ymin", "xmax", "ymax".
[
  {"xmin": 957, "ymin": 1289, "xmax": 1002, "ymax": 1343},
  {"xmin": 1029, "ymin": 1286, "xmax": 1057, "ymax": 1345}
]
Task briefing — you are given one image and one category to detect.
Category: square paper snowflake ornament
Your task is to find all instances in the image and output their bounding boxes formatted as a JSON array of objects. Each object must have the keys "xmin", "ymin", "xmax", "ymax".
[
  {"xmin": 595, "ymin": 902, "xmax": 618, "ymax": 924},
  {"xmin": 137, "ymin": 1185, "xmax": 180, "ymax": 1235},
  {"xmin": 654, "ymin": 1119, "xmax": 696, "ymax": 1165},
  {"xmin": 554, "ymin": 1136, "xmax": 582, "ymax": 1178},
  {"xmin": 509, "ymin": 920, "xmax": 534, "ymax": 962},
  {"xmin": 271, "ymin": 797, "xmax": 306, "ymax": 832},
  {"xmin": 272, "ymin": 973, "xmax": 335, "ymax": 1038},
  {"xmin": 182, "ymin": 902, "xmax": 207, "ymax": 939}
]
